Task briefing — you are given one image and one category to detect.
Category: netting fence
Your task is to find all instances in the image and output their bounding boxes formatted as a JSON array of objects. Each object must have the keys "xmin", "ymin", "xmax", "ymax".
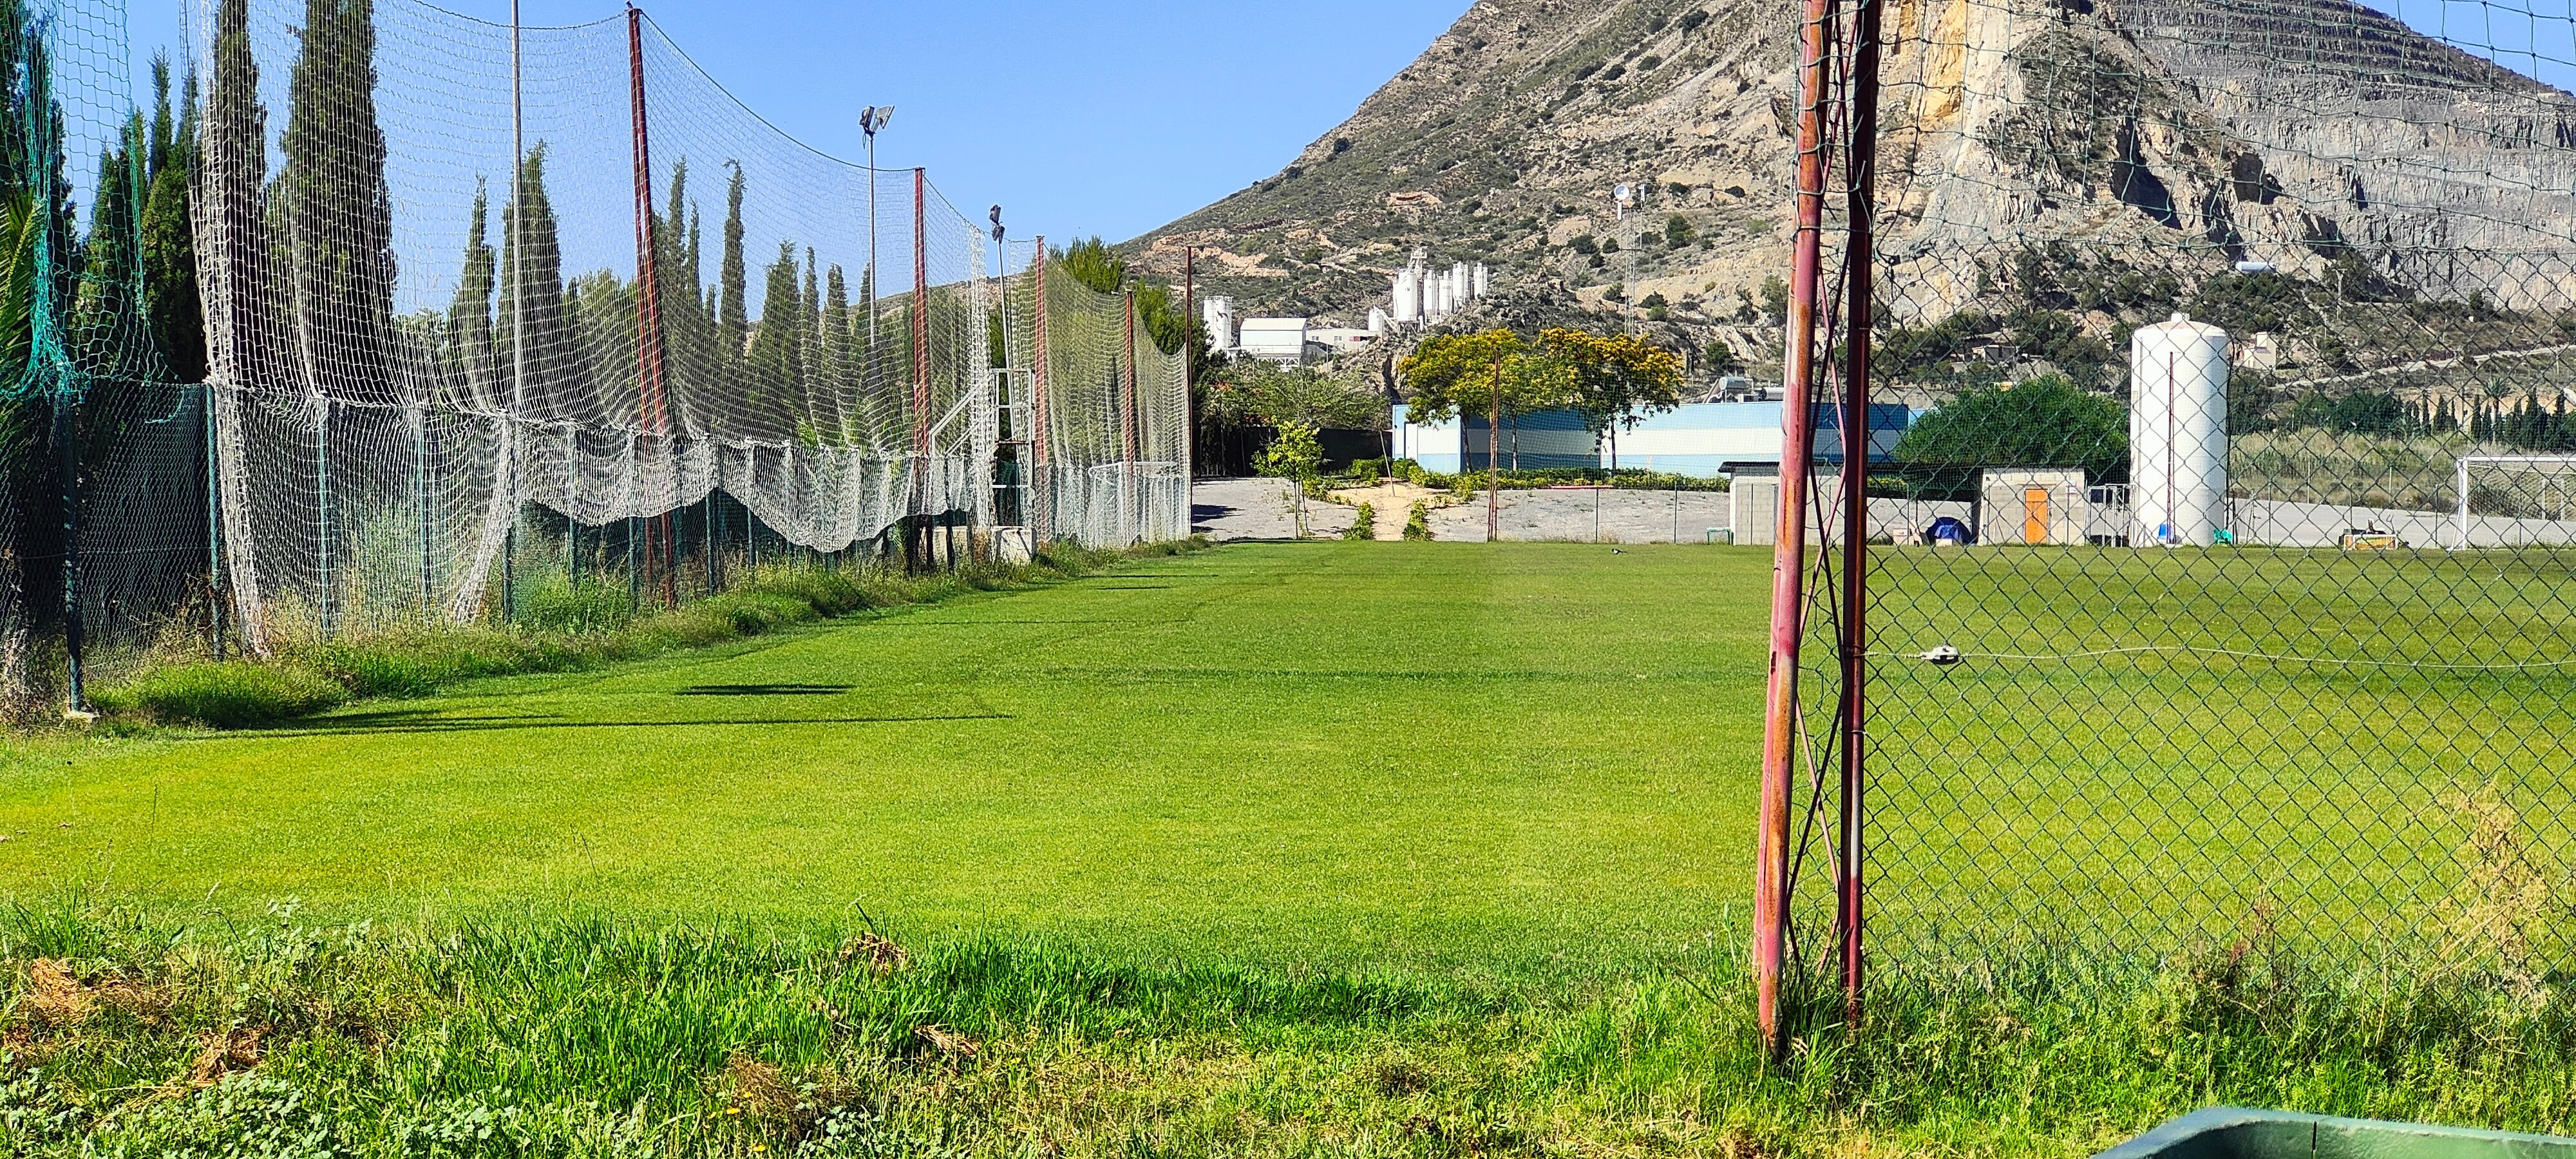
[
  {"xmin": 0, "ymin": 0, "xmax": 1186, "ymax": 713},
  {"xmin": 1759, "ymin": 0, "xmax": 2576, "ymax": 1042}
]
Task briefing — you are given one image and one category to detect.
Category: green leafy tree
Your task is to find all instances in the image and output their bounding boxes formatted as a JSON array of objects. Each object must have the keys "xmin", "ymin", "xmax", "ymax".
[
  {"xmin": 1893, "ymin": 373, "xmax": 2129, "ymax": 483},
  {"xmin": 1204, "ymin": 359, "xmax": 1383, "ymax": 432},
  {"xmin": 1538, "ymin": 327, "xmax": 1683, "ymax": 463},
  {"xmin": 1059, "ymin": 237, "xmax": 1125, "ymax": 294},
  {"xmin": 1255, "ymin": 419, "xmax": 1325, "ymax": 537}
]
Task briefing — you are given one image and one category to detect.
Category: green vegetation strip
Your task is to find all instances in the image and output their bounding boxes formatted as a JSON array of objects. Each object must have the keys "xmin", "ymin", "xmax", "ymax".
[
  {"xmin": 3, "ymin": 907, "xmax": 2570, "ymax": 1156},
  {"xmin": 90, "ymin": 540, "xmax": 1202, "ymax": 728}
]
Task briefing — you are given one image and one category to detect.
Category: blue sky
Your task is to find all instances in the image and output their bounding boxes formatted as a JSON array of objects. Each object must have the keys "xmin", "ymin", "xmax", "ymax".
[
  {"xmin": 115, "ymin": 0, "xmax": 2576, "ymax": 247},
  {"xmin": 122, "ymin": 0, "xmax": 1468, "ymax": 246}
]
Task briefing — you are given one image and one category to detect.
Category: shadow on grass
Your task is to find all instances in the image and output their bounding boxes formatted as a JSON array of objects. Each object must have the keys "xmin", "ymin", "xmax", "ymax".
[{"xmin": 197, "ymin": 707, "xmax": 1013, "ymax": 739}]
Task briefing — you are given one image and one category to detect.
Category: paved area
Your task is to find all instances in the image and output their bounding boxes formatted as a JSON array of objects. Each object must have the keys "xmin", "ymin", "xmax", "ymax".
[
  {"xmin": 1193, "ymin": 478, "xmax": 1731, "ymax": 543},
  {"xmin": 1191, "ymin": 477, "xmax": 1357, "ymax": 540}
]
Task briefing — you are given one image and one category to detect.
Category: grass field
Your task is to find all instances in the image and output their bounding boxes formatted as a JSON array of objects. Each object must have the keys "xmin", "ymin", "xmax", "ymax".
[
  {"xmin": 4, "ymin": 542, "xmax": 2573, "ymax": 1156},
  {"xmin": 1, "ymin": 543, "xmax": 1768, "ymax": 975}
]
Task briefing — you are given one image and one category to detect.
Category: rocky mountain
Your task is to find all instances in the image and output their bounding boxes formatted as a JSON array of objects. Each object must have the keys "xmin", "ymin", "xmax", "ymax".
[{"xmin": 1128, "ymin": 0, "xmax": 2576, "ymax": 387}]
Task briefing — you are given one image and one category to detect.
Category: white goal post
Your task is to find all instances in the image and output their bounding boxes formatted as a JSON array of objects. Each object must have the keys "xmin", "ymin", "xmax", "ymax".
[{"xmin": 2455, "ymin": 455, "xmax": 2576, "ymax": 549}]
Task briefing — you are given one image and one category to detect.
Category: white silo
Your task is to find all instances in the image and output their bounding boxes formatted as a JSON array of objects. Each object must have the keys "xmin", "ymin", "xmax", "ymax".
[
  {"xmin": 1202, "ymin": 296, "xmax": 1236, "ymax": 353},
  {"xmin": 1367, "ymin": 306, "xmax": 1390, "ymax": 335},
  {"xmin": 1473, "ymin": 263, "xmax": 1489, "ymax": 297},
  {"xmin": 2128, "ymin": 312, "xmax": 2230, "ymax": 546},
  {"xmin": 1452, "ymin": 263, "xmax": 1471, "ymax": 303},
  {"xmin": 1392, "ymin": 269, "xmax": 1420, "ymax": 324}
]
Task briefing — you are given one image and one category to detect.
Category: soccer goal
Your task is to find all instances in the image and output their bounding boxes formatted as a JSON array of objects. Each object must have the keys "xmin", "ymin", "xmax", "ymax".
[{"xmin": 2454, "ymin": 456, "xmax": 2576, "ymax": 549}]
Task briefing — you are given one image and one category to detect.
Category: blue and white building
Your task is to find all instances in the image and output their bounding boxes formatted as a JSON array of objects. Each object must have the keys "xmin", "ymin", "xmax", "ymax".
[{"xmin": 1392, "ymin": 401, "xmax": 1913, "ymax": 476}]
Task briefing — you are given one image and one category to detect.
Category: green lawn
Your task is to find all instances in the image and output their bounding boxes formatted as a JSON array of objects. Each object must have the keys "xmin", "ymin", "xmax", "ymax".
[
  {"xmin": 7, "ymin": 542, "xmax": 2575, "ymax": 1157},
  {"xmin": 1, "ymin": 542, "xmax": 1772, "ymax": 977}
]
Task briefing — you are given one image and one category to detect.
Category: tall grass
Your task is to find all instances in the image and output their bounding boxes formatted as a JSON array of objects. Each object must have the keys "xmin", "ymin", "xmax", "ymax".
[
  {"xmin": 88, "ymin": 539, "xmax": 1203, "ymax": 728},
  {"xmin": 3, "ymin": 903, "xmax": 2573, "ymax": 1157}
]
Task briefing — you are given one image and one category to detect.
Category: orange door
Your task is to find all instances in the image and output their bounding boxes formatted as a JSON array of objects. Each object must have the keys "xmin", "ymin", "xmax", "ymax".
[{"xmin": 2023, "ymin": 488, "xmax": 2050, "ymax": 544}]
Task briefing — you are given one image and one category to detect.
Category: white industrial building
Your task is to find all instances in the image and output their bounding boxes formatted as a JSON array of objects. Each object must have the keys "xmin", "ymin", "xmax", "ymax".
[{"xmin": 1236, "ymin": 317, "xmax": 1310, "ymax": 364}]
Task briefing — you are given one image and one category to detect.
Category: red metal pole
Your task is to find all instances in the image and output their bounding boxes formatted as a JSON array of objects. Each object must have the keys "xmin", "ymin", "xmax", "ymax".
[
  {"xmin": 1182, "ymin": 248, "xmax": 1196, "ymax": 485},
  {"xmin": 627, "ymin": 6, "xmax": 674, "ymax": 606},
  {"xmin": 1758, "ymin": 0, "xmax": 1839, "ymax": 1057},
  {"xmin": 1839, "ymin": 0, "xmax": 1886, "ymax": 1032},
  {"xmin": 1030, "ymin": 237, "xmax": 1052, "ymax": 546},
  {"xmin": 912, "ymin": 169, "xmax": 932, "ymax": 568}
]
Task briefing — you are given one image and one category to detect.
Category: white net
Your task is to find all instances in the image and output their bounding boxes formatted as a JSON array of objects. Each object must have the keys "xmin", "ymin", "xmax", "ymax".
[
  {"xmin": 1004, "ymin": 239, "xmax": 1190, "ymax": 549},
  {"xmin": 184, "ymin": 0, "xmax": 1170, "ymax": 650}
]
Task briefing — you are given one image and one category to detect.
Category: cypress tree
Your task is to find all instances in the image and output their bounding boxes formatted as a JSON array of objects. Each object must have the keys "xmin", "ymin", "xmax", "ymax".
[
  {"xmin": 497, "ymin": 145, "xmax": 575, "ymax": 416},
  {"xmin": 717, "ymin": 162, "xmax": 746, "ymax": 354},
  {"xmin": 750, "ymin": 240, "xmax": 803, "ymax": 437},
  {"xmin": 444, "ymin": 180, "xmax": 495, "ymax": 403},
  {"xmin": 206, "ymin": 0, "xmax": 269, "ymax": 390},
  {"xmin": 278, "ymin": 0, "xmax": 396, "ymax": 401},
  {"xmin": 140, "ymin": 62, "xmax": 204, "ymax": 383}
]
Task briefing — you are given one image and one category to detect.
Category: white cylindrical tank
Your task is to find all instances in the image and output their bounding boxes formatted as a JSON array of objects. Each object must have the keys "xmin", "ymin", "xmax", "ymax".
[
  {"xmin": 2128, "ymin": 312, "xmax": 2230, "ymax": 546},
  {"xmin": 1202, "ymin": 296, "xmax": 1236, "ymax": 352},
  {"xmin": 1367, "ymin": 306, "xmax": 1390, "ymax": 335},
  {"xmin": 1392, "ymin": 270, "xmax": 1419, "ymax": 324},
  {"xmin": 1473, "ymin": 263, "xmax": 1489, "ymax": 296}
]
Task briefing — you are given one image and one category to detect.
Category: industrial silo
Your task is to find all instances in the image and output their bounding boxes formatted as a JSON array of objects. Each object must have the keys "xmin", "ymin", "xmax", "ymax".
[{"xmin": 2128, "ymin": 313, "xmax": 2230, "ymax": 546}]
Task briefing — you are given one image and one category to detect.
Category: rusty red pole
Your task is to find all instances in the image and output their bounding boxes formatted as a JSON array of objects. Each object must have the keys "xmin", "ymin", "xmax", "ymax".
[
  {"xmin": 1839, "ymin": 0, "xmax": 1885, "ymax": 1032},
  {"xmin": 912, "ymin": 168, "xmax": 933, "ymax": 569},
  {"xmin": 627, "ymin": 6, "xmax": 674, "ymax": 605},
  {"xmin": 1183, "ymin": 247, "xmax": 1197, "ymax": 485},
  {"xmin": 1758, "ymin": 0, "xmax": 1840, "ymax": 1057},
  {"xmin": 1030, "ymin": 237, "xmax": 1052, "ymax": 547}
]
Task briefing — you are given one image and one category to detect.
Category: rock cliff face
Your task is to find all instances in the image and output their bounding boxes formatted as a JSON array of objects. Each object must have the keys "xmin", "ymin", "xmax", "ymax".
[{"xmin": 1129, "ymin": 0, "xmax": 2576, "ymax": 370}]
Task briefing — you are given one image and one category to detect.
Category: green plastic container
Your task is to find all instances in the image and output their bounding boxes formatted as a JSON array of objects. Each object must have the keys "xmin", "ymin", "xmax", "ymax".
[{"xmin": 2097, "ymin": 1109, "xmax": 2576, "ymax": 1159}]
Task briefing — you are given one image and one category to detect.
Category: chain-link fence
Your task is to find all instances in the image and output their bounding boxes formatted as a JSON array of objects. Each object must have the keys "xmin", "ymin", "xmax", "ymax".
[{"xmin": 1760, "ymin": 0, "xmax": 2576, "ymax": 1039}]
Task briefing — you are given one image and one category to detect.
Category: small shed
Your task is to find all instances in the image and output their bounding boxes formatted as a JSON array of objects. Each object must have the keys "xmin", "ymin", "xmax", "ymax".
[{"xmin": 1978, "ymin": 467, "xmax": 2088, "ymax": 545}]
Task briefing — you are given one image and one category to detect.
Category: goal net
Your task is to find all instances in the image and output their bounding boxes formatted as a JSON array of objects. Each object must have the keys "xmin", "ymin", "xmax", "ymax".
[{"xmin": 2458, "ymin": 455, "xmax": 2576, "ymax": 547}]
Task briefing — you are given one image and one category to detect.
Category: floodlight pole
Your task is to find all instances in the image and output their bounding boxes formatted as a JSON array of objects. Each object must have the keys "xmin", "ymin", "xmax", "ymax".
[
  {"xmin": 1838, "ymin": 0, "xmax": 1886, "ymax": 1033},
  {"xmin": 1757, "ymin": 0, "xmax": 1839, "ymax": 1059}
]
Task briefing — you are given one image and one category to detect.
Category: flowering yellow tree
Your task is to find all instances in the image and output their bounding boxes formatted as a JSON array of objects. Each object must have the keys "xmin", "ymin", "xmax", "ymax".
[{"xmin": 1539, "ymin": 327, "xmax": 1684, "ymax": 467}]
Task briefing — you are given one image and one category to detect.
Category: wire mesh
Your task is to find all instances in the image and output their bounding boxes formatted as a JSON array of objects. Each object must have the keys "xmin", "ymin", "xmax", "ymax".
[{"xmin": 1772, "ymin": 0, "xmax": 2576, "ymax": 1015}]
